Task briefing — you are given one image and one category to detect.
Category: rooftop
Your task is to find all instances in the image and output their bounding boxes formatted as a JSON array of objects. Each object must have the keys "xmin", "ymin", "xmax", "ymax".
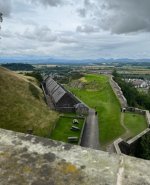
[{"xmin": 45, "ymin": 77, "xmax": 66, "ymax": 103}]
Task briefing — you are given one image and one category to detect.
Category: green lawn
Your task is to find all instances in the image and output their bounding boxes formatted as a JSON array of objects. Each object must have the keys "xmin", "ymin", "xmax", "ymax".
[
  {"xmin": 68, "ymin": 74, "xmax": 125, "ymax": 146},
  {"xmin": 124, "ymin": 113, "xmax": 147, "ymax": 137},
  {"xmin": 50, "ymin": 116, "xmax": 84, "ymax": 143}
]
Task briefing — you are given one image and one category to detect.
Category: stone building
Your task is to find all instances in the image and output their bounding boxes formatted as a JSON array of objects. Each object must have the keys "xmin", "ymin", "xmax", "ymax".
[
  {"xmin": 43, "ymin": 77, "xmax": 80, "ymax": 112},
  {"xmin": 75, "ymin": 103, "xmax": 89, "ymax": 115}
]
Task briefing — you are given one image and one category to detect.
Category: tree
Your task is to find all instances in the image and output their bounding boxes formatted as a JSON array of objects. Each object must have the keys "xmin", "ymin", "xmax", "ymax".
[
  {"xmin": 139, "ymin": 134, "xmax": 150, "ymax": 160},
  {"xmin": 112, "ymin": 69, "xmax": 150, "ymax": 110},
  {"xmin": 112, "ymin": 68, "xmax": 119, "ymax": 78}
]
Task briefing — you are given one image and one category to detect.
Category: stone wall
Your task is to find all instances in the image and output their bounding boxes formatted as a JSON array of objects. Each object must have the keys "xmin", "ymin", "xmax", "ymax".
[
  {"xmin": 55, "ymin": 107, "xmax": 75, "ymax": 113},
  {"xmin": 114, "ymin": 127, "xmax": 150, "ymax": 156},
  {"xmin": 110, "ymin": 76, "xmax": 128, "ymax": 108},
  {"xmin": 126, "ymin": 107, "xmax": 146, "ymax": 115},
  {"xmin": 146, "ymin": 110, "xmax": 150, "ymax": 127},
  {"xmin": 1, "ymin": 128, "xmax": 150, "ymax": 185},
  {"xmin": 78, "ymin": 117, "xmax": 86, "ymax": 145},
  {"xmin": 112, "ymin": 76, "xmax": 150, "ymax": 157}
]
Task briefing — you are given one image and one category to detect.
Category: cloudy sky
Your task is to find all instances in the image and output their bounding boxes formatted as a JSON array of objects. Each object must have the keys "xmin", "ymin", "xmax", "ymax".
[{"xmin": 0, "ymin": 0, "xmax": 150, "ymax": 59}]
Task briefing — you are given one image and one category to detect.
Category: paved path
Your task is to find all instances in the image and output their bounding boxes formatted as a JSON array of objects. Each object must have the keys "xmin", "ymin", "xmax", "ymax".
[{"xmin": 81, "ymin": 109, "xmax": 100, "ymax": 150}]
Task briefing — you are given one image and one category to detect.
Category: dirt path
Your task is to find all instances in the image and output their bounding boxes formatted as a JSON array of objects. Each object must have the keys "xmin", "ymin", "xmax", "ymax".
[{"xmin": 81, "ymin": 109, "xmax": 100, "ymax": 150}]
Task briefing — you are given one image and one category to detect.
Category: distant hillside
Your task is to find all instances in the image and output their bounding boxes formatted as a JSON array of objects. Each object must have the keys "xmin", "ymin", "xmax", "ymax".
[
  {"xmin": 0, "ymin": 57, "xmax": 150, "ymax": 65},
  {"xmin": 1, "ymin": 63, "xmax": 34, "ymax": 71},
  {"xmin": 0, "ymin": 67, "xmax": 58, "ymax": 137}
]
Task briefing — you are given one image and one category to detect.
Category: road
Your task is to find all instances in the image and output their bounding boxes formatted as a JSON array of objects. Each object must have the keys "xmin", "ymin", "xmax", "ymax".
[{"xmin": 81, "ymin": 109, "xmax": 100, "ymax": 150}]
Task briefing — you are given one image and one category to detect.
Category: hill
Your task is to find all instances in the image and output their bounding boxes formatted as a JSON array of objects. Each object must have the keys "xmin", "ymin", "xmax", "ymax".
[
  {"xmin": 0, "ymin": 67, "xmax": 58, "ymax": 137},
  {"xmin": 1, "ymin": 63, "xmax": 34, "ymax": 71}
]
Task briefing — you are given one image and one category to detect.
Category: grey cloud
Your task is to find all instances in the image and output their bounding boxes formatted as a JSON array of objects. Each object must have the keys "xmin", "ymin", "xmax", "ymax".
[
  {"xmin": 76, "ymin": 25, "xmax": 98, "ymax": 33},
  {"xmin": 30, "ymin": 0, "xmax": 64, "ymax": 7},
  {"xmin": 22, "ymin": 26, "xmax": 57, "ymax": 42},
  {"xmin": 79, "ymin": 0, "xmax": 150, "ymax": 34},
  {"xmin": 77, "ymin": 8, "xmax": 87, "ymax": 17},
  {"xmin": 1, "ymin": 30, "xmax": 14, "ymax": 38},
  {"xmin": 0, "ymin": 0, "xmax": 11, "ymax": 17},
  {"xmin": 101, "ymin": 0, "xmax": 150, "ymax": 34},
  {"xmin": 58, "ymin": 37, "xmax": 77, "ymax": 44},
  {"xmin": 77, "ymin": 0, "xmax": 95, "ymax": 17}
]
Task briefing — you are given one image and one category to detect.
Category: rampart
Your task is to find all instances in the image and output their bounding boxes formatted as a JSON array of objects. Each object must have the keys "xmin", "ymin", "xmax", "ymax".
[
  {"xmin": 110, "ymin": 75, "xmax": 150, "ymax": 157},
  {"xmin": 109, "ymin": 76, "xmax": 128, "ymax": 108},
  {"xmin": 1, "ymin": 128, "xmax": 150, "ymax": 185}
]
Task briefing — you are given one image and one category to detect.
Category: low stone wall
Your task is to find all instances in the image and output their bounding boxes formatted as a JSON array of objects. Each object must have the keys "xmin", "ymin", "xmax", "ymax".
[
  {"xmin": 126, "ymin": 107, "xmax": 146, "ymax": 115},
  {"xmin": 146, "ymin": 110, "xmax": 150, "ymax": 127},
  {"xmin": 113, "ymin": 138, "xmax": 123, "ymax": 155},
  {"xmin": 1, "ymin": 128, "xmax": 150, "ymax": 185},
  {"xmin": 55, "ymin": 107, "xmax": 75, "ymax": 113},
  {"xmin": 111, "ymin": 75, "xmax": 150, "ymax": 157},
  {"xmin": 114, "ymin": 129, "xmax": 150, "ymax": 156},
  {"xmin": 78, "ymin": 117, "xmax": 87, "ymax": 146},
  {"xmin": 110, "ymin": 76, "xmax": 127, "ymax": 108}
]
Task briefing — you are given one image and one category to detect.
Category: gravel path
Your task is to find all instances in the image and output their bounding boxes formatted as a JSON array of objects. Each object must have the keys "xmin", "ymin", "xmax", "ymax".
[{"xmin": 81, "ymin": 109, "xmax": 100, "ymax": 150}]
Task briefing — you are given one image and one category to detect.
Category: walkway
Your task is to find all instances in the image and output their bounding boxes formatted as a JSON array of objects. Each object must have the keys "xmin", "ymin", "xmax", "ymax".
[
  {"xmin": 106, "ymin": 113, "xmax": 131, "ymax": 153},
  {"xmin": 81, "ymin": 109, "xmax": 100, "ymax": 150},
  {"xmin": 120, "ymin": 113, "xmax": 131, "ymax": 140}
]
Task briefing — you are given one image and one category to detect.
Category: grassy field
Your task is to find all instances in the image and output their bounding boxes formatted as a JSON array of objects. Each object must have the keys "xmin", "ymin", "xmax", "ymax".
[
  {"xmin": 0, "ymin": 67, "xmax": 59, "ymax": 137},
  {"xmin": 50, "ymin": 116, "xmax": 84, "ymax": 143},
  {"xmin": 68, "ymin": 74, "xmax": 125, "ymax": 146},
  {"xmin": 124, "ymin": 113, "xmax": 147, "ymax": 137}
]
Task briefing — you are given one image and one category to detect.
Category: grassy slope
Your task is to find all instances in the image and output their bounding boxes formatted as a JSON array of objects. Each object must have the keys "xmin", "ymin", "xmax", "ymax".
[
  {"xmin": 50, "ymin": 116, "xmax": 84, "ymax": 143},
  {"xmin": 124, "ymin": 113, "xmax": 147, "ymax": 137},
  {"xmin": 69, "ymin": 74, "xmax": 125, "ymax": 146},
  {"xmin": 0, "ymin": 67, "xmax": 58, "ymax": 137}
]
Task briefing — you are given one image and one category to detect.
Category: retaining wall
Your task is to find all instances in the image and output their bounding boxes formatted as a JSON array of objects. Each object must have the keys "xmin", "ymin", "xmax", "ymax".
[
  {"xmin": 112, "ymin": 76, "xmax": 150, "ymax": 156},
  {"xmin": 55, "ymin": 107, "xmax": 75, "ymax": 113},
  {"xmin": 114, "ymin": 110, "xmax": 150, "ymax": 156},
  {"xmin": 78, "ymin": 117, "xmax": 87, "ymax": 146},
  {"xmin": 110, "ymin": 76, "xmax": 127, "ymax": 108}
]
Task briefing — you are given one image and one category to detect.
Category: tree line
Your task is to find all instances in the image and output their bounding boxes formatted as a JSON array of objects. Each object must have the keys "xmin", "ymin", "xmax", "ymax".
[{"xmin": 1, "ymin": 63, "xmax": 35, "ymax": 71}]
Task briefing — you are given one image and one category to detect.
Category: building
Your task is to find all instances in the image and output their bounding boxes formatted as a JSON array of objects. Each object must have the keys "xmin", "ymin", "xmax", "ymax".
[
  {"xmin": 43, "ymin": 76, "xmax": 80, "ymax": 112},
  {"xmin": 75, "ymin": 103, "xmax": 89, "ymax": 115}
]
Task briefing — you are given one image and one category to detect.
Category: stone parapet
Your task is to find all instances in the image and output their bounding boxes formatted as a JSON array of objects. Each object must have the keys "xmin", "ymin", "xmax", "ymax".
[{"xmin": 1, "ymin": 128, "xmax": 150, "ymax": 185}]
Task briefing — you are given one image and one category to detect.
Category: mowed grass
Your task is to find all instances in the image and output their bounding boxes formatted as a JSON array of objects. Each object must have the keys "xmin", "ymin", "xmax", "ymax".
[
  {"xmin": 69, "ymin": 74, "xmax": 125, "ymax": 146},
  {"xmin": 50, "ymin": 116, "xmax": 84, "ymax": 143},
  {"xmin": 0, "ymin": 67, "xmax": 59, "ymax": 137},
  {"xmin": 124, "ymin": 113, "xmax": 147, "ymax": 137}
]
